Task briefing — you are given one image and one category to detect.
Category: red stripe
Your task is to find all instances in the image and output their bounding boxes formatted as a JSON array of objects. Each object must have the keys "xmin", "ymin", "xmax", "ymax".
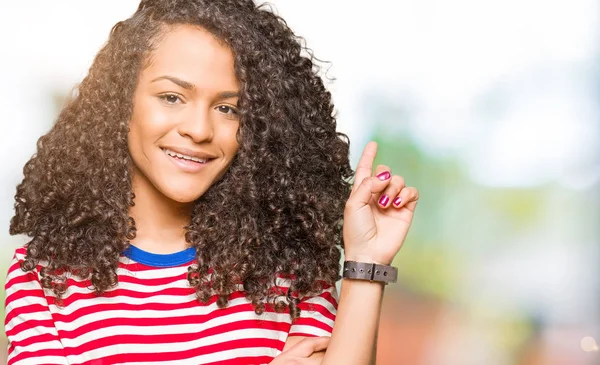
[
  {"xmin": 5, "ymin": 270, "xmax": 41, "ymax": 291},
  {"xmin": 5, "ymin": 318, "xmax": 56, "ymax": 338},
  {"xmin": 290, "ymin": 317, "xmax": 333, "ymax": 334},
  {"xmin": 8, "ymin": 347, "xmax": 66, "ymax": 365},
  {"xmin": 5, "ymin": 287, "xmax": 47, "ymax": 306},
  {"xmin": 7, "ymin": 332, "xmax": 63, "ymax": 350},
  {"xmin": 60, "ymin": 272, "xmax": 186, "ymax": 290},
  {"xmin": 297, "ymin": 301, "xmax": 336, "ymax": 322},
  {"xmin": 59, "ymin": 273, "xmax": 295, "ymax": 291},
  {"xmin": 50, "ymin": 285, "xmax": 251, "ymax": 307},
  {"xmin": 5, "ymin": 302, "xmax": 49, "ymax": 325},
  {"xmin": 317, "ymin": 290, "xmax": 338, "ymax": 309},
  {"xmin": 116, "ymin": 272, "xmax": 187, "ymax": 286},
  {"xmin": 61, "ymin": 320, "xmax": 289, "ymax": 356},
  {"xmin": 77, "ymin": 356, "xmax": 275, "ymax": 365},
  {"xmin": 56, "ymin": 303, "xmax": 287, "ymax": 340},
  {"xmin": 73, "ymin": 339, "xmax": 280, "ymax": 364},
  {"xmin": 48, "ymin": 286, "xmax": 198, "ymax": 307},
  {"xmin": 6, "ymin": 260, "xmax": 23, "ymax": 275},
  {"xmin": 77, "ymin": 356, "xmax": 276, "ymax": 365},
  {"xmin": 52, "ymin": 292, "xmax": 246, "ymax": 322},
  {"xmin": 14, "ymin": 247, "xmax": 26, "ymax": 256}
]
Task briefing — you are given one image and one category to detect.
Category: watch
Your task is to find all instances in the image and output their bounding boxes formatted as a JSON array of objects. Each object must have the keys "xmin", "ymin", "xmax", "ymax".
[{"xmin": 342, "ymin": 261, "xmax": 398, "ymax": 285}]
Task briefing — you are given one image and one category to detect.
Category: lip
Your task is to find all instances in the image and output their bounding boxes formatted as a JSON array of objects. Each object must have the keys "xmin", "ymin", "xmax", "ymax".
[
  {"xmin": 160, "ymin": 146, "xmax": 218, "ymax": 160},
  {"xmin": 161, "ymin": 148, "xmax": 214, "ymax": 173}
]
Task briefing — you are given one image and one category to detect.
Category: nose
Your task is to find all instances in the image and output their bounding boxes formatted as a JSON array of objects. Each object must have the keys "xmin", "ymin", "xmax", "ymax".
[{"xmin": 177, "ymin": 106, "xmax": 214, "ymax": 143}]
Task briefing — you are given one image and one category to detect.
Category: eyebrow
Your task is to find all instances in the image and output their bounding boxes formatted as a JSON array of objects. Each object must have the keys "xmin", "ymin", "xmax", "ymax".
[
  {"xmin": 151, "ymin": 75, "xmax": 239, "ymax": 99},
  {"xmin": 217, "ymin": 91, "xmax": 240, "ymax": 99},
  {"xmin": 152, "ymin": 76, "xmax": 195, "ymax": 90}
]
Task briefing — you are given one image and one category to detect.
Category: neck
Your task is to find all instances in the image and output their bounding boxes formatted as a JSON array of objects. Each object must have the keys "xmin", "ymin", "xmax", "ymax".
[{"xmin": 128, "ymin": 167, "xmax": 192, "ymax": 254}]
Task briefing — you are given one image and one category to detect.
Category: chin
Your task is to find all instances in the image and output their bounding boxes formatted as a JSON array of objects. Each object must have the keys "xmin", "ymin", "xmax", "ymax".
[
  {"xmin": 160, "ymin": 184, "xmax": 207, "ymax": 204},
  {"xmin": 170, "ymin": 194, "xmax": 202, "ymax": 204}
]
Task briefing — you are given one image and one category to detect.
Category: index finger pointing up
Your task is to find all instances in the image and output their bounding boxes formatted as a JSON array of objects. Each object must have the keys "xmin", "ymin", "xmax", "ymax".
[{"xmin": 351, "ymin": 141, "xmax": 378, "ymax": 196}]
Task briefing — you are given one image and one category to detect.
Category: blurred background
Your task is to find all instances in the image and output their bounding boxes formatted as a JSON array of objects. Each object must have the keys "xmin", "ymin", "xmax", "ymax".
[{"xmin": 1, "ymin": 1, "xmax": 598, "ymax": 364}]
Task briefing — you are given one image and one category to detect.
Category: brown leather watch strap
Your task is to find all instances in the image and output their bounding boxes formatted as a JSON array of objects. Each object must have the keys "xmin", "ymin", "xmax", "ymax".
[{"xmin": 342, "ymin": 261, "xmax": 398, "ymax": 285}]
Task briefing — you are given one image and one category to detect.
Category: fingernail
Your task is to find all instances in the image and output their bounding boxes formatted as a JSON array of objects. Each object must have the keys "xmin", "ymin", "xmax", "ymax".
[
  {"xmin": 379, "ymin": 195, "xmax": 389, "ymax": 206},
  {"xmin": 393, "ymin": 197, "xmax": 402, "ymax": 206},
  {"xmin": 376, "ymin": 171, "xmax": 391, "ymax": 181}
]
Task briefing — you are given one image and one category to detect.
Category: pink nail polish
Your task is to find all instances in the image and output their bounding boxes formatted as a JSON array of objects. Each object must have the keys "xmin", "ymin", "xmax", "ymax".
[
  {"xmin": 379, "ymin": 195, "xmax": 389, "ymax": 206},
  {"xmin": 393, "ymin": 197, "xmax": 402, "ymax": 206},
  {"xmin": 376, "ymin": 171, "xmax": 391, "ymax": 181}
]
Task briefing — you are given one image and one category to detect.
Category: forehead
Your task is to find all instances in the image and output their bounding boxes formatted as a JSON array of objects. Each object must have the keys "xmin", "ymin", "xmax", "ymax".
[{"xmin": 142, "ymin": 24, "xmax": 238, "ymax": 89}]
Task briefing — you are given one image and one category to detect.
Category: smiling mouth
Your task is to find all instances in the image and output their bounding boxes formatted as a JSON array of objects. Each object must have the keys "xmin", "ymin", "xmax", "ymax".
[{"xmin": 161, "ymin": 148, "xmax": 211, "ymax": 164}]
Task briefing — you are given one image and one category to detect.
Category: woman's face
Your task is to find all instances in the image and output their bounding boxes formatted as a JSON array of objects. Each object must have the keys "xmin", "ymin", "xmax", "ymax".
[{"xmin": 128, "ymin": 25, "xmax": 240, "ymax": 204}]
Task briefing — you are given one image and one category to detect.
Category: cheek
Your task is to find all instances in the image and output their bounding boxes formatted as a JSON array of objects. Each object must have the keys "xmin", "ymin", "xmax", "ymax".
[
  {"xmin": 129, "ymin": 98, "xmax": 173, "ymax": 146},
  {"xmin": 222, "ymin": 123, "xmax": 240, "ymax": 157}
]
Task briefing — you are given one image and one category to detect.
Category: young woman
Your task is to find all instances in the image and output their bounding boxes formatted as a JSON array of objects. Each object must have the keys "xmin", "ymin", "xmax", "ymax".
[{"xmin": 4, "ymin": 1, "xmax": 419, "ymax": 364}]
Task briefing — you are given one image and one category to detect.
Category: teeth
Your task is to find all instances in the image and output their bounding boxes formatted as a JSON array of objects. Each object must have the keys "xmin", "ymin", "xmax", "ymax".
[{"xmin": 163, "ymin": 149, "xmax": 208, "ymax": 163}]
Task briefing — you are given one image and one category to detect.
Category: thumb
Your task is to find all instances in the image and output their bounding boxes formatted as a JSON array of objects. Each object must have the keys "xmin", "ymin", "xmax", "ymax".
[{"xmin": 283, "ymin": 337, "xmax": 330, "ymax": 358}]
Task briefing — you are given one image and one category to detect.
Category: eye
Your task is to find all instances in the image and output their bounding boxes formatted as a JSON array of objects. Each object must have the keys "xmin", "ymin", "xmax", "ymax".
[
  {"xmin": 158, "ymin": 93, "xmax": 183, "ymax": 105},
  {"xmin": 216, "ymin": 105, "xmax": 239, "ymax": 117}
]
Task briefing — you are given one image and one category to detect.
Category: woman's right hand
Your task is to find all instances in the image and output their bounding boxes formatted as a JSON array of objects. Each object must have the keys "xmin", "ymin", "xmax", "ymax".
[{"xmin": 268, "ymin": 337, "xmax": 330, "ymax": 364}]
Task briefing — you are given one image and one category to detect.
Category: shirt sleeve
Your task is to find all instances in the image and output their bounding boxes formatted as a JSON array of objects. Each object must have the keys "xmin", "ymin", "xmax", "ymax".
[
  {"xmin": 288, "ymin": 281, "xmax": 338, "ymax": 337},
  {"xmin": 4, "ymin": 247, "xmax": 68, "ymax": 365}
]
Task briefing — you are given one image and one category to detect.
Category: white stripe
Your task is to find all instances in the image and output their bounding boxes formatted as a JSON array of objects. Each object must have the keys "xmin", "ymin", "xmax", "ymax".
[
  {"xmin": 9, "ymin": 355, "xmax": 68, "ymax": 365},
  {"xmin": 59, "ymin": 309, "xmax": 290, "ymax": 346},
  {"xmin": 288, "ymin": 324, "xmax": 332, "ymax": 337},
  {"xmin": 5, "ymin": 298, "xmax": 52, "ymax": 333},
  {"xmin": 116, "ymin": 261, "xmax": 192, "ymax": 279},
  {"xmin": 5, "ymin": 294, "xmax": 48, "ymax": 313},
  {"xmin": 49, "ymin": 292, "xmax": 198, "ymax": 316},
  {"xmin": 296, "ymin": 288, "xmax": 337, "ymax": 328},
  {"xmin": 7, "ymin": 324, "xmax": 61, "ymax": 345},
  {"xmin": 54, "ymin": 296, "xmax": 262, "ymax": 330},
  {"xmin": 5, "ymin": 278, "xmax": 44, "ymax": 296},
  {"xmin": 48, "ymin": 287, "xmax": 261, "ymax": 316},
  {"xmin": 296, "ymin": 306, "xmax": 335, "ymax": 329},
  {"xmin": 7, "ymin": 339, "xmax": 65, "ymax": 359},
  {"xmin": 5, "ymin": 268, "xmax": 29, "ymax": 287},
  {"xmin": 274, "ymin": 277, "xmax": 293, "ymax": 287},
  {"xmin": 58, "ymin": 277, "xmax": 194, "ymax": 299}
]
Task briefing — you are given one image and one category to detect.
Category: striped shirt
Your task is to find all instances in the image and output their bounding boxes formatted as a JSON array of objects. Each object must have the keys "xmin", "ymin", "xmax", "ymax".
[{"xmin": 4, "ymin": 245, "xmax": 338, "ymax": 365}]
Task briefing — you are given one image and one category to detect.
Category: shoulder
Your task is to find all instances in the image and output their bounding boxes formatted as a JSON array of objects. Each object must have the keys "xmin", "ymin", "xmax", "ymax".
[
  {"xmin": 5, "ymin": 244, "xmax": 41, "ymax": 291},
  {"xmin": 9, "ymin": 244, "xmax": 28, "ymax": 263}
]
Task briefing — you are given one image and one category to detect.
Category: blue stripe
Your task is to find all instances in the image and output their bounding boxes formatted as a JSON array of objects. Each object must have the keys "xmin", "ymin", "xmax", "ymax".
[{"xmin": 123, "ymin": 245, "xmax": 196, "ymax": 267}]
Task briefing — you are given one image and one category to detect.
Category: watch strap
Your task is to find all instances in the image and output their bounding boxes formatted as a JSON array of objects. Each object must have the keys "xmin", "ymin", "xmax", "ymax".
[{"xmin": 342, "ymin": 261, "xmax": 398, "ymax": 284}]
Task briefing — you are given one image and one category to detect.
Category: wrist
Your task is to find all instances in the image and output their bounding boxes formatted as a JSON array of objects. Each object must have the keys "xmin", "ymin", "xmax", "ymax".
[
  {"xmin": 343, "ymin": 253, "xmax": 391, "ymax": 266},
  {"xmin": 341, "ymin": 276, "xmax": 386, "ymax": 290}
]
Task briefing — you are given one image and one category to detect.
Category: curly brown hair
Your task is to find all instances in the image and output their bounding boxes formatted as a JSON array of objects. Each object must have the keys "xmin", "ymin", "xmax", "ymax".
[{"xmin": 10, "ymin": 0, "xmax": 353, "ymax": 320}]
